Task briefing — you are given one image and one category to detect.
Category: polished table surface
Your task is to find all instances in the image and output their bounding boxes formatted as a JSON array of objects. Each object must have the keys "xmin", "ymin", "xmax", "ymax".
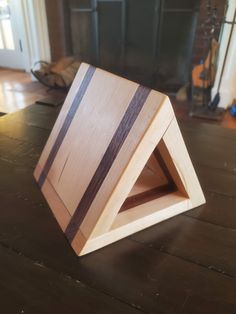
[{"xmin": 0, "ymin": 104, "xmax": 236, "ymax": 313}]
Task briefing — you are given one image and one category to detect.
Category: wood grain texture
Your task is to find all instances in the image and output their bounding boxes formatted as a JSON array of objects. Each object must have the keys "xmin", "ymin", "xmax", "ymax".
[
  {"xmin": 128, "ymin": 154, "xmax": 169, "ymax": 197},
  {"xmin": 0, "ymin": 101, "xmax": 236, "ymax": 312},
  {"xmin": 80, "ymin": 194, "xmax": 190, "ymax": 256},
  {"xmin": 162, "ymin": 118, "xmax": 205, "ymax": 207},
  {"xmin": 79, "ymin": 92, "xmax": 172, "ymax": 240},
  {"xmin": 0, "ymin": 245, "xmax": 141, "ymax": 314},
  {"xmin": 120, "ymin": 184, "xmax": 176, "ymax": 212},
  {"xmin": 38, "ymin": 65, "xmax": 95, "ymax": 187},
  {"xmin": 34, "ymin": 63, "xmax": 205, "ymax": 256},
  {"xmin": 40, "ymin": 67, "xmax": 140, "ymax": 216},
  {"xmin": 0, "ymin": 69, "xmax": 66, "ymax": 114},
  {"xmin": 65, "ymin": 85, "xmax": 151, "ymax": 242},
  {"xmin": 185, "ymin": 190, "xmax": 236, "ymax": 229},
  {"xmin": 131, "ymin": 214, "xmax": 236, "ymax": 277}
]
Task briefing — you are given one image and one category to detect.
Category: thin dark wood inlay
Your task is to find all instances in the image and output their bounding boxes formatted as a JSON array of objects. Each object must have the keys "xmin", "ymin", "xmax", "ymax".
[
  {"xmin": 120, "ymin": 183, "xmax": 177, "ymax": 212},
  {"xmin": 38, "ymin": 65, "xmax": 96, "ymax": 187},
  {"xmin": 65, "ymin": 85, "xmax": 151, "ymax": 242},
  {"xmin": 154, "ymin": 146, "xmax": 175, "ymax": 185}
]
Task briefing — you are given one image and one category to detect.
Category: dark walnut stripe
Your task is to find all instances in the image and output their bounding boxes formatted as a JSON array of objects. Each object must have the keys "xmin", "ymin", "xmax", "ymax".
[
  {"xmin": 65, "ymin": 85, "xmax": 151, "ymax": 242},
  {"xmin": 38, "ymin": 65, "xmax": 96, "ymax": 187},
  {"xmin": 119, "ymin": 183, "xmax": 177, "ymax": 212},
  {"xmin": 154, "ymin": 146, "xmax": 175, "ymax": 185}
]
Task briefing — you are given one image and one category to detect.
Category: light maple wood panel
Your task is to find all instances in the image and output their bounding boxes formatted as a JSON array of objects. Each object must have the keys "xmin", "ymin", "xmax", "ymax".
[
  {"xmin": 128, "ymin": 154, "xmax": 168, "ymax": 197},
  {"xmin": 85, "ymin": 97, "xmax": 174, "ymax": 239},
  {"xmin": 50, "ymin": 70, "xmax": 139, "ymax": 215},
  {"xmin": 34, "ymin": 63, "xmax": 205, "ymax": 256}
]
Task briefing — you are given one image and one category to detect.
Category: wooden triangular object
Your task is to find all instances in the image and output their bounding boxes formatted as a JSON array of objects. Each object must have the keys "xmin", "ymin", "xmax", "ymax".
[{"xmin": 34, "ymin": 63, "xmax": 205, "ymax": 256}]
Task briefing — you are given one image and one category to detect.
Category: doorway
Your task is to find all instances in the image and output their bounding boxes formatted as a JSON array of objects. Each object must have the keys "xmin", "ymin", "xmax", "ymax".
[{"xmin": 0, "ymin": 0, "xmax": 25, "ymax": 69}]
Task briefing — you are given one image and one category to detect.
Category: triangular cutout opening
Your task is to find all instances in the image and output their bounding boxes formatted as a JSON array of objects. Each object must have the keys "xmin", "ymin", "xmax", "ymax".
[
  {"xmin": 106, "ymin": 138, "xmax": 190, "ymax": 233},
  {"xmin": 119, "ymin": 142, "xmax": 181, "ymax": 213},
  {"xmin": 34, "ymin": 63, "xmax": 205, "ymax": 256}
]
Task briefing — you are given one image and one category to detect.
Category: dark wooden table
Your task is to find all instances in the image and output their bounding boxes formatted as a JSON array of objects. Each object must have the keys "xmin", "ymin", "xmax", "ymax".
[{"xmin": 0, "ymin": 104, "xmax": 236, "ymax": 314}]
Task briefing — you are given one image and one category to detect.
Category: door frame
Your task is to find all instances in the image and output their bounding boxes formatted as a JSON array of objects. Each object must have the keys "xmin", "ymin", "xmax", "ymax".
[{"xmin": 16, "ymin": 0, "xmax": 51, "ymax": 71}]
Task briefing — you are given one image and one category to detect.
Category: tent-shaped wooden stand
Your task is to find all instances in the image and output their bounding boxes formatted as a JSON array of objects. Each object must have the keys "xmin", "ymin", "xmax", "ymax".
[{"xmin": 34, "ymin": 63, "xmax": 205, "ymax": 256}]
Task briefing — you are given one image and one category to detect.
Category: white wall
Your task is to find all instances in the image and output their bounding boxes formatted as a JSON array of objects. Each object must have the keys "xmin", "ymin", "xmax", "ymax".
[{"xmin": 211, "ymin": 0, "xmax": 236, "ymax": 108}]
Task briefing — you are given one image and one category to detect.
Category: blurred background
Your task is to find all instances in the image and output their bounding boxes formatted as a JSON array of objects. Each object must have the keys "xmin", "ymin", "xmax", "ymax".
[{"xmin": 1, "ymin": 0, "xmax": 236, "ymax": 126}]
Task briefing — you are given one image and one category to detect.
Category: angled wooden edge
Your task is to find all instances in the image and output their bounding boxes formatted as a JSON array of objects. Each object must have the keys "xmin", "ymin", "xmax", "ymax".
[
  {"xmin": 71, "ymin": 117, "xmax": 206, "ymax": 256},
  {"xmin": 36, "ymin": 63, "xmax": 93, "ymax": 175},
  {"xmin": 34, "ymin": 105, "xmax": 205, "ymax": 257},
  {"xmin": 34, "ymin": 164, "xmax": 71, "ymax": 231},
  {"xmin": 75, "ymin": 194, "xmax": 191, "ymax": 256},
  {"xmin": 33, "ymin": 66, "xmax": 205, "ymax": 257},
  {"xmin": 34, "ymin": 164, "xmax": 87, "ymax": 253},
  {"xmin": 79, "ymin": 95, "xmax": 174, "ymax": 240},
  {"xmin": 161, "ymin": 117, "xmax": 205, "ymax": 208}
]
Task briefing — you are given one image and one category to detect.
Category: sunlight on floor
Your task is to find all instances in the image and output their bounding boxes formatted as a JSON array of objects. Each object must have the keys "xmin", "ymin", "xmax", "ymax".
[{"xmin": 0, "ymin": 69, "xmax": 62, "ymax": 113}]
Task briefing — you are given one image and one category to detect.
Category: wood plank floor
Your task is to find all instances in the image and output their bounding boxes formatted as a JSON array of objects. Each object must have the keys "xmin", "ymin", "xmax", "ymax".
[
  {"xmin": 172, "ymin": 99, "xmax": 236, "ymax": 130},
  {"xmin": 0, "ymin": 100, "xmax": 236, "ymax": 312},
  {"xmin": 0, "ymin": 69, "xmax": 66, "ymax": 114}
]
